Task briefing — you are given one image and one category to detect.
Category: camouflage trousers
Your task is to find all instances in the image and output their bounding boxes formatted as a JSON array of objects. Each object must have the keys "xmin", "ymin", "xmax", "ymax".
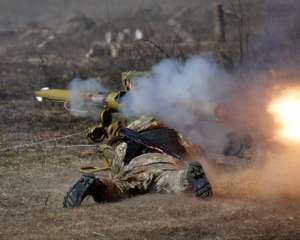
[
  {"xmin": 98, "ymin": 144, "xmax": 190, "ymax": 197},
  {"xmin": 111, "ymin": 153, "xmax": 190, "ymax": 195}
]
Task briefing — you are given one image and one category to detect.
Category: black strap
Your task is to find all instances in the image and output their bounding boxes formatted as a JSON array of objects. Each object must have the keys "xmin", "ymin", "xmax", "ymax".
[{"xmin": 118, "ymin": 127, "xmax": 181, "ymax": 159}]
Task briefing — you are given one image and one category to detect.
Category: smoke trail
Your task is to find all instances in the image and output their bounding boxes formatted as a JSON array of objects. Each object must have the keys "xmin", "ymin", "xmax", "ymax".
[
  {"xmin": 121, "ymin": 56, "xmax": 234, "ymax": 152},
  {"xmin": 69, "ymin": 78, "xmax": 106, "ymax": 119},
  {"xmin": 119, "ymin": 57, "xmax": 300, "ymax": 201}
]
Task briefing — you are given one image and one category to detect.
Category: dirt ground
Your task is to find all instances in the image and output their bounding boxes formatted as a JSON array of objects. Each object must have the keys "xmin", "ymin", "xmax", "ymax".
[
  {"xmin": 1, "ymin": 1, "xmax": 300, "ymax": 239},
  {"xmin": 1, "ymin": 114, "xmax": 300, "ymax": 240},
  {"xmin": 1, "ymin": 99, "xmax": 300, "ymax": 240},
  {"xmin": 1, "ymin": 109, "xmax": 300, "ymax": 240}
]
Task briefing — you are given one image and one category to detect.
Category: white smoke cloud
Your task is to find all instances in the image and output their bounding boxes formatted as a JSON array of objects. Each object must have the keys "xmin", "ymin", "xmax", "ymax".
[
  {"xmin": 121, "ymin": 56, "xmax": 234, "ymax": 152},
  {"xmin": 69, "ymin": 78, "xmax": 106, "ymax": 119}
]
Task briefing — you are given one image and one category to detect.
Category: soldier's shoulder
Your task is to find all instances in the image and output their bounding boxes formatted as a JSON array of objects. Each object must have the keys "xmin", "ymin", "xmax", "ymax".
[
  {"xmin": 130, "ymin": 153, "xmax": 178, "ymax": 166},
  {"xmin": 127, "ymin": 116, "xmax": 161, "ymax": 131}
]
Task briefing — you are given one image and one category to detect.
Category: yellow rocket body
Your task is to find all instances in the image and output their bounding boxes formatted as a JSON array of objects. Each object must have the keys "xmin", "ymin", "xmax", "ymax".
[
  {"xmin": 35, "ymin": 88, "xmax": 125, "ymax": 112},
  {"xmin": 35, "ymin": 89, "xmax": 70, "ymax": 102}
]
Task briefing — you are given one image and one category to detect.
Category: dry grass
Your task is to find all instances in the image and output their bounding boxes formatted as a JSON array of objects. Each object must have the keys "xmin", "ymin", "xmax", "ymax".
[{"xmin": 1, "ymin": 100, "xmax": 300, "ymax": 240}]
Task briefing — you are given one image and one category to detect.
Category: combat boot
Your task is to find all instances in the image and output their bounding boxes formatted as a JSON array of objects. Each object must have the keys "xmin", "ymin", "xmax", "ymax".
[
  {"xmin": 186, "ymin": 161, "xmax": 212, "ymax": 198},
  {"xmin": 63, "ymin": 174, "xmax": 96, "ymax": 208},
  {"xmin": 63, "ymin": 175, "xmax": 123, "ymax": 208}
]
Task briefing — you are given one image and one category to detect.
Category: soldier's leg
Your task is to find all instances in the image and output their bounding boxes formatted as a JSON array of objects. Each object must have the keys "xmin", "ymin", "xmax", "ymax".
[
  {"xmin": 63, "ymin": 154, "xmax": 212, "ymax": 208},
  {"xmin": 63, "ymin": 153, "xmax": 177, "ymax": 208},
  {"xmin": 112, "ymin": 154, "xmax": 212, "ymax": 198},
  {"xmin": 63, "ymin": 174, "xmax": 129, "ymax": 208},
  {"xmin": 154, "ymin": 161, "xmax": 212, "ymax": 198}
]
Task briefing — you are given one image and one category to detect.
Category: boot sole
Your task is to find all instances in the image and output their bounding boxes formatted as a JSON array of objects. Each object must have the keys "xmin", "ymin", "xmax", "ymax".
[
  {"xmin": 63, "ymin": 174, "xmax": 95, "ymax": 208},
  {"xmin": 187, "ymin": 161, "xmax": 212, "ymax": 198}
]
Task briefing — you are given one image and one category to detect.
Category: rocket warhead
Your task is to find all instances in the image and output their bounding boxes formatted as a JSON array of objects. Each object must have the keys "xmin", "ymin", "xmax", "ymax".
[{"xmin": 35, "ymin": 87, "xmax": 50, "ymax": 102}]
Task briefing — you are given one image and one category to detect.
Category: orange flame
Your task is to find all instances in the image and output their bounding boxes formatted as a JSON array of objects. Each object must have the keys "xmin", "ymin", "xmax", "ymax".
[{"xmin": 268, "ymin": 87, "xmax": 300, "ymax": 143}]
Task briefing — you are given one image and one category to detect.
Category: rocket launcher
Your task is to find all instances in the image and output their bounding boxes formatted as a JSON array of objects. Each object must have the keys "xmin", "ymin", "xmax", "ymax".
[
  {"xmin": 34, "ymin": 72, "xmax": 146, "ymax": 143},
  {"xmin": 34, "ymin": 71, "xmax": 146, "ymax": 111},
  {"xmin": 35, "ymin": 87, "xmax": 127, "ymax": 135}
]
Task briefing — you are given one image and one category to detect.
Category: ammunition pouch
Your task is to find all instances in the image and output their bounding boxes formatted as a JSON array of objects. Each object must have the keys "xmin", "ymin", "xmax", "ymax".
[
  {"xmin": 99, "ymin": 109, "xmax": 113, "ymax": 127},
  {"xmin": 86, "ymin": 124, "xmax": 107, "ymax": 143}
]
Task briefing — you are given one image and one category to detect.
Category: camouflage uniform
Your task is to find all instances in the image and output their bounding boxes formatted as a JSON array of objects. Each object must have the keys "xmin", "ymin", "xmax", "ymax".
[
  {"xmin": 97, "ymin": 116, "xmax": 197, "ymax": 196},
  {"xmin": 63, "ymin": 116, "xmax": 211, "ymax": 208}
]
